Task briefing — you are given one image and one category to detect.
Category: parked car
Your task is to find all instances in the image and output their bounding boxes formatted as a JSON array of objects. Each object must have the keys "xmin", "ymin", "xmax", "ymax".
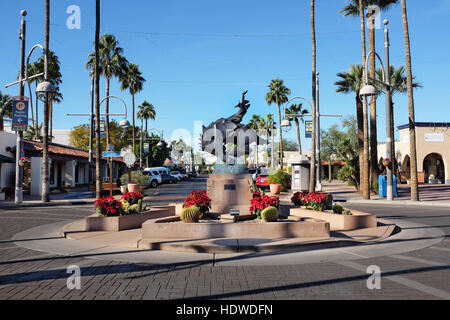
[
  {"xmin": 159, "ymin": 171, "xmax": 178, "ymax": 184},
  {"xmin": 142, "ymin": 168, "xmax": 162, "ymax": 188},
  {"xmin": 255, "ymin": 168, "xmax": 271, "ymax": 190},
  {"xmin": 179, "ymin": 170, "xmax": 189, "ymax": 180},
  {"xmin": 170, "ymin": 171, "xmax": 183, "ymax": 181},
  {"xmin": 247, "ymin": 168, "xmax": 261, "ymax": 182}
]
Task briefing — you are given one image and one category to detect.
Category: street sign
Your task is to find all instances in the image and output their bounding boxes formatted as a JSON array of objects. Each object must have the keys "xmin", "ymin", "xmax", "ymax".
[
  {"xmin": 102, "ymin": 151, "xmax": 120, "ymax": 158},
  {"xmin": 144, "ymin": 142, "xmax": 150, "ymax": 153},
  {"xmin": 305, "ymin": 121, "xmax": 313, "ymax": 138},
  {"xmin": 11, "ymin": 96, "xmax": 29, "ymax": 131},
  {"xmin": 123, "ymin": 152, "xmax": 136, "ymax": 167}
]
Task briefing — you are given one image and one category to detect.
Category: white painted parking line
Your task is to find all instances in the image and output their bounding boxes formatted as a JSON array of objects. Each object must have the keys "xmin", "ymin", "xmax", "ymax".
[{"xmin": 390, "ymin": 254, "xmax": 447, "ymax": 267}]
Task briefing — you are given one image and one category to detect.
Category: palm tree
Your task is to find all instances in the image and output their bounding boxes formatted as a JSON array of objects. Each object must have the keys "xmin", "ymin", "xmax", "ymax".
[
  {"xmin": 248, "ymin": 114, "xmax": 263, "ymax": 167},
  {"xmin": 136, "ymin": 101, "xmax": 156, "ymax": 137},
  {"xmin": 0, "ymin": 91, "xmax": 12, "ymax": 131},
  {"xmin": 42, "ymin": 0, "xmax": 51, "ymax": 202},
  {"xmin": 286, "ymin": 103, "xmax": 309, "ymax": 155},
  {"xmin": 400, "ymin": 0, "xmax": 419, "ymax": 201},
  {"xmin": 265, "ymin": 78, "xmax": 290, "ymax": 170},
  {"xmin": 94, "ymin": 0, "xmax": 102, "ymax": 198},
  {"xmin": 137, "ymin": 101, "xmax": 156, "ymax": 167},
  {"xmin": 119, "ymin": 63, "xmax": 145, "ymax": 153},
  {"xmin": 335, "ymin": 65, "xmax": 365, "ymax": 191},
  {"xmin": 24, "ymin": 124, "xmax": 43, "ymax": 141},
  {"xmin": 310, "ymin": 0, "xmax": 317, "ymax": 192},
  {"xmin": 87, "ymin": 33, "xmax": 127, "ymax": 148},
  {"xmin": 341, "ymin": 0, "xmax": 399, "ymax": 195}
]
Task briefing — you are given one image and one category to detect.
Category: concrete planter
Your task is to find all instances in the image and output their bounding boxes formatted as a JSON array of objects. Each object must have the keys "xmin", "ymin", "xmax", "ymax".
[
  {"xmin": 290, "ymin": 207, "xmax": 377, "ymax": 231},
  {"xmin": 142, "ymin": 217, "xmax": 330, "ymax": 239},
  {"xmin": 270, "ymin": 184, "xmax": 282, "ymax": 194},
  {"xmin": 85, "ymin": 206, "xmax": 175, "ymax": 231},
  {"xmin": 127, "ymin": 183, "xmax": 140, "ymax": 193}
]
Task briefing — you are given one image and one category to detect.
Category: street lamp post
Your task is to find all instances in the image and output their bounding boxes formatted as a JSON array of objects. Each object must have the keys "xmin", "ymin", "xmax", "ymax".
[
  {"xmin": 281, "ymin": 96, "xmax": 342, "ymax": 191},
  {"xmin": 67, "ymin": 95, "xmax": 130, "ymax": 197},
  {"xmin": 360, "ymin": 20, "xmax": 394, "ymax": 201}
]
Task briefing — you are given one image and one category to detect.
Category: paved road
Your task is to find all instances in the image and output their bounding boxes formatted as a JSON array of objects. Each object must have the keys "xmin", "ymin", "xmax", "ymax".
[{"xmin": 0, "ymin": 177, "xmax": 449, "ymax": 300}]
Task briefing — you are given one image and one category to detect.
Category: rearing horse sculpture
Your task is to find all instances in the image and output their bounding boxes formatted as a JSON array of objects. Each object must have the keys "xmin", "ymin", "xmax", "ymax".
[{"xmin": 201, "ymin": 90, "xmax": 266, "ymax": 164}]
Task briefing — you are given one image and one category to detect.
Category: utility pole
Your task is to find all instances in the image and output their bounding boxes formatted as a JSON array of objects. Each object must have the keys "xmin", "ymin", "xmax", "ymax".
[
  {"xmin": 315, "ymin": 71, "xmax": 321, "ymax": 191},
  {"xmin": 384, "ymin": 20, "xmax": 394, "ymax": 201},
  {"xmin": 15, "ymin": 10, "xmax": 27, "ymax": 205}
]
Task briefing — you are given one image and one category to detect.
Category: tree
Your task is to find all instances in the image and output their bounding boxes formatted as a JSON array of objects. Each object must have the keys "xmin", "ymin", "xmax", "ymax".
[
  {"xmin": 282, "ymin": 139, "xmax": 298, "ymax": 152},
  {"xmin": 136, "ymin": 101, "xmax": 156, "ymax": 137},
  {"xmin": 248, "ymin": 114, "xmax": 263, "ymax": 167},
  {"xmin": 400, "ymin": 0, "xmax": 419, "ymax": 201},
  {"xmin": 265, "ymin": 78, "xmax": 290, "ymax": 169},
  {"xmin": 69, "ymin": 120, "xmax": 134, "ymax": 153},
  {"xmin": 94, "ymin": 0, "xmax": 102, "ymax": 198},
  {"xmin": 286, "ymin": 103, "xmax": 309, "ymax": 154},
  {"xmin": 321, "ymin": 116, "xmax": 360, "ymax": 188},
  {"xmin": 335, "ymin": 65, "xmax": 365, "ymax": 190},
  {"xmin": 41, "ymin": 0, "xmax": 51, "ymax": 202},
  {"xmin": 0, "ymin": 91, "xmax": 12, "ymax": 131},
  {"xmin": 134, "ymin": 133, "xmax": 169, "ymax": 167},
  {"xmin": 120, "ymin": 63, "xmax": 145, "ymax": 154},
  {"xmin": 86, "ymin": 33, "xmax": 127, "ymax": 148},
  {"xmin": 24, "ymin": 124, "xmax": 43, "ymax": 142},
  {"xmin": 310, "ymin": 0, "xmax": 317, "ymax": 192},
  {"xmin": 341, "ymin": 0, "xmax": 399, "ymax": 193}
]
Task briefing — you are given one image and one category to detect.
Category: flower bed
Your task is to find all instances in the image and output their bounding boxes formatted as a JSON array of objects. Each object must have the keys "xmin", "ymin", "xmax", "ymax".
[
  {"xmin": 182, "ymin": 190, "xmax": 211, "ymax": 220},
  {"xmin": 290, "ymin": 192, "xmax": 376, "ymax": 231},
  {"xmin": 250, "ymin": 191, "xmax": 280, "ymax": 220}
]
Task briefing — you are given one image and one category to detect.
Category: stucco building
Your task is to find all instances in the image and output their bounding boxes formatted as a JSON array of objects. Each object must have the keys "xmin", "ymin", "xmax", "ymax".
[{"xmin": 378, "ymin": 122, "xmax": 450, "ymax": 185}]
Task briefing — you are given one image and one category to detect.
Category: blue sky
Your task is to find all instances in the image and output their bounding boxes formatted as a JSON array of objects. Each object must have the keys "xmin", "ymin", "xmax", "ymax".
[{"xmin": 1, "ymin": 0, "xmax": 450, "ymax": 152}]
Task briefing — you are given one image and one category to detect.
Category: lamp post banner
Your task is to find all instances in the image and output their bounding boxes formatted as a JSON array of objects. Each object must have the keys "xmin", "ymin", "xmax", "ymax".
[
  {"xmin": 305, "ymin": 121, "xmax": 313, "ymax": 138},
  {"xmin": 11, "ymin": 96, "xmax": 29, "ymax": 131}
]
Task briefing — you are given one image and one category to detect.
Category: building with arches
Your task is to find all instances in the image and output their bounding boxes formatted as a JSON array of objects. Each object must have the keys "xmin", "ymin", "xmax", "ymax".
[{"xmin": 378, "ymin": 122, "xmax": 450, "ymax": 185}]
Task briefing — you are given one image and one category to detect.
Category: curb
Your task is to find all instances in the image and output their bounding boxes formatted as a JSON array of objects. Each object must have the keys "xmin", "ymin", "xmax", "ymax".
[
  {"xmin": 345, "ymin": 199, "xmax": 450, "ymax": 208},
  {"xmin": 0, "ymin": 199, "xmax": 94, "ymax": 209}
]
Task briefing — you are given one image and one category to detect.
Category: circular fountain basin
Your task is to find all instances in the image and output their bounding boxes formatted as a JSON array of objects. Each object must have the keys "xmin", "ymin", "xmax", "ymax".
[{"xmin": 142, "ymin": 216, "xmax": 330, "ymax": 240}]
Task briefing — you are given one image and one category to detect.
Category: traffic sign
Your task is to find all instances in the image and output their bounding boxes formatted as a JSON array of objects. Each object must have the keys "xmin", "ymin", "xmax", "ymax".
[
  {"xmin": 144, "ymin": 142, "xmax": 150, "ymax": 153},
  {"xmin": 99, "ymin": 119, "xmax": 105, "ymax": 138},
  {"xmin": 11, "ymin": 96, "xmax": 29, "ymax": 131},
  {"xmin": 123, "ymin": 152, "xmax": 136, "ymax": 167},
  {"xmin": 102, "ymin": 151, "xmax": 120, "ymax": 158}
]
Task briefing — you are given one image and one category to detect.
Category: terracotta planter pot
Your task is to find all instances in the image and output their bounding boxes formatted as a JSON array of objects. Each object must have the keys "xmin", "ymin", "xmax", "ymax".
[
  {"xmin": 269, "ymin": 184, "xmax": 282, "ymax": 195},
  {"xmin": 127, "ymin": 183, "xmax": 140, "ymax": 193}
]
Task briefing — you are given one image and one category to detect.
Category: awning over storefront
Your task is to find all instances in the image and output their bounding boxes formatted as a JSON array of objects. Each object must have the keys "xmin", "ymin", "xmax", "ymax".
[{"xmin": 0, "ymin": 155, "xmax": 14, "ymax": 163}]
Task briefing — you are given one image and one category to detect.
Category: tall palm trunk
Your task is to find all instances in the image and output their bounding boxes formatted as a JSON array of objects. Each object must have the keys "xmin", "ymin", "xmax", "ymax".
[
  {"xmin": 105, "ymin": 76, "xmax": 110, "ymax": 148},
  {"xmin": 28, "ymin": 81, "xmax": 34, "ymax": 128},
  {"xmin": 35, "ymin": 81, "xmax": 39, "ymax": 138},
  {"xmin": 0, "ymin": 118, "xmax": 4, "ymax": 131},
  {"xmin": 358, "ymin": 0, "xmax": 367, "ymax": 194},
  {"xmin": 355, "ymin": 94, "xmax": 364, "ymax": 189},
  {"xmin": 41, "ymin": 0, "xmax": 50, "ymax": 202},
  {"xmin": 295, "ymin": 118, "xmax": 302, "ymax": 154},
  {"xmin": 95, "ymin": 0, "xmax": 102, "ymax": 199},
  {"xmin": 368, "ymin": 10, "xmax": 378, "ymax": 193},
  {"xmin": 131, "ymin": 92, "xmax": 136, "ymax": 153},
  {"xmin": 49, "ymin": 99, "xmax": 53, "ymax": 142},
  {"xmin": 309, "ymin": 0, "xmax": 317, "ymax": 192},
  {"xmin": 401, "ymin": 0, "xmax": 419, "ymax": 201},
  {"xmin": 277, "ymin": 102, "xmax": 283, "ymax": 169}
]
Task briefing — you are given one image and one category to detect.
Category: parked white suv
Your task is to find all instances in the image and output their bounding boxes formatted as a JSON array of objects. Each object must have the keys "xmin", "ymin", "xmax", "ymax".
[{"xmin": 142, "ymin": 168, "xmax": 162, "ymax": 188}]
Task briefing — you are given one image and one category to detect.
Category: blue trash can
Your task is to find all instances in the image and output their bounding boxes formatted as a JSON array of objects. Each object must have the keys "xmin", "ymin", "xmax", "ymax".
[{"xmin": 378, "ymin": 175, "xmax": 397, "ymax": 198}]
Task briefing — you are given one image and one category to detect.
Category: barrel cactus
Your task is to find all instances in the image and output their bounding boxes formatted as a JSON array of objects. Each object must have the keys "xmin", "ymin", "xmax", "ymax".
[
  {"xmin": 181, "ymin": 206, "xmax": 201, "ymax": 223},
  {"xmin": 261, "ymin": 206, "xmax": 279, "ymax": 222},
  {"xmin": 137, "ymin": 199, "xmax": 143, "ymax": 212}
]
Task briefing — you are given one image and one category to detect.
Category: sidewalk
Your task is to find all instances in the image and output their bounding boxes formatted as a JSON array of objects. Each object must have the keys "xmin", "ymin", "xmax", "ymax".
[{"xmin": 321, "ymin": 180, "xmax": 450, "ymax": 207}]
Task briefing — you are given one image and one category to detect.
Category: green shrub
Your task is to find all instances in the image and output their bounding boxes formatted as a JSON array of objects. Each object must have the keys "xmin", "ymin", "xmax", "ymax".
[
  {"xmin": 181, "ymin": 206, "xmax": 201, "ymax": 223},
  {"xmin": 343, "ymin": 209, "xmax": 352, "ymax": 216},
  {"xmin": 261, "ymin": 206, "xmax": 279, "ymax": 222},
  {"xmin": 267, "ymin": 170, "xmax": 291, "ymax": 187},
  {"xmin": 120, "ymin": 171, "xmax": 149, "ymax": 186},
  {"xmin": 333, "ymin": 203, "xmax": 344, "ymax": 214}
]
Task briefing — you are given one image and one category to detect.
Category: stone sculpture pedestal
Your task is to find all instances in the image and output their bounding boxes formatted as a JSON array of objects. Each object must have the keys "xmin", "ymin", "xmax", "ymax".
[{"xmin": 207, "ymin": 174, "xmax": 253, "ymax": 215}]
